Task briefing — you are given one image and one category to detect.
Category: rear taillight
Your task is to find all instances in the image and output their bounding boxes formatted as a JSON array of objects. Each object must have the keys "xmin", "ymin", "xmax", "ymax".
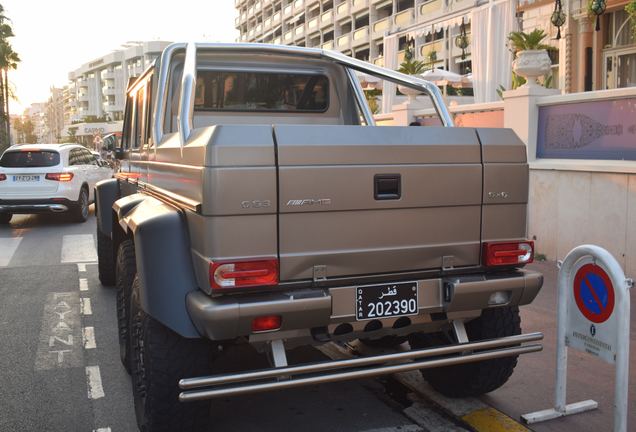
[
  {"xmin": 0, "ymin": 174, "xmax": 6, "ymax": 181},
  {"xmin": 483, "ymin": 241, "xmax": 534, "ymax": 267},
  {"xmin": 46, "ymin": 172, "xmax": 74, "ymax": 182},
  {"xmin": 210, "ymin": 258, "xmax": 278, "ymax": 290},
  {"xmin": 252, "ymin": 315, "xmax": 282, "ymax": 332}
]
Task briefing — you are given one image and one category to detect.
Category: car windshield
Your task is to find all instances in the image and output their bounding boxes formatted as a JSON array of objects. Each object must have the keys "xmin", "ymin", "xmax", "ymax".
[
  {"xmin": 0, "ymin": 150, "xmax": 61, "ymax": 167},
  {"xmin": 193, "ymin": 70, "xmax": 329, "ymax": 113}
]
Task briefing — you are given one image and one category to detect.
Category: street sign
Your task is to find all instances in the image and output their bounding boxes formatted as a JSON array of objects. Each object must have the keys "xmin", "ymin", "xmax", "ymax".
[
  {"xmin": 567, "ymin": 261, "xmax": 617, "ymax": 364},
  {"xmin": 522, "ymin": 245, "xmax": 632, "ymax": 432}
]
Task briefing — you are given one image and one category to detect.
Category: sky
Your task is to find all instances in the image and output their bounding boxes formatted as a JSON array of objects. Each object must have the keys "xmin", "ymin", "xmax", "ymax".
[{"xmin": 3, "ymin": 0, "xmax": 239, "ymax": 114}]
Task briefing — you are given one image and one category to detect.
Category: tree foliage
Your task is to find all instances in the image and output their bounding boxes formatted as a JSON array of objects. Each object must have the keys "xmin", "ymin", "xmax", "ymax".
[
  {"xmin": 0, "ymin": 4, "xmax": 20, "ymax": 153},
  {"xmin": 507, "ymin": 29, "xmax": 553, "ymax": 55}
]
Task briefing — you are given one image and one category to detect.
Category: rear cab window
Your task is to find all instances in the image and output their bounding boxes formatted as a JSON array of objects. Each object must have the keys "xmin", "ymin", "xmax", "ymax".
[
  {"xmin": 0, "ymin": 150, "xmax": 60, "ymax": 168},
  {"xmin": 193, "ymin": 71, "xmax": 329, "ymax": 113}
]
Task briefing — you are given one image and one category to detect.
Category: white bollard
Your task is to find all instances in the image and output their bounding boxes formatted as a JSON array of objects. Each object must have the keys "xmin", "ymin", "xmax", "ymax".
[{"xmin": 521, "ymin": 245, "xmax": 632, "ymax": 432}]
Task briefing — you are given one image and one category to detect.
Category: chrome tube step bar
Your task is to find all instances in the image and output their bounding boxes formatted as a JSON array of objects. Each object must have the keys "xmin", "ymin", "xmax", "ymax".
[{"xmin": 179, "ymin": 332, "xmax": 543, "ymax": 402}]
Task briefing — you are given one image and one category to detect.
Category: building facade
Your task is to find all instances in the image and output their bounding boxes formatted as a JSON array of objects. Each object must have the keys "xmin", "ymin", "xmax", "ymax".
[
  {"xmin": 67, "ymin": 41, "xmax": 171, "ymax": 123},
  {"xmin": 45, "ymin": 87, "xmax": 65, "ymax": 143}
]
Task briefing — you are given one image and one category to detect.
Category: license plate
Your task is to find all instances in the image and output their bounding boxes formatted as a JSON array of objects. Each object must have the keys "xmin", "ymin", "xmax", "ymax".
[
  {"xmin": 356, "ymin": 282, "xmax": 418, "ymax": 321},
  {"xmin": 13, "ymin": 175, "xmax": 40, "ymax": 182}
]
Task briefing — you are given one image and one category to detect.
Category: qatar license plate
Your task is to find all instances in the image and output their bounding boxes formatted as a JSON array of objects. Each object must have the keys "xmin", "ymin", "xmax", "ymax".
[
  {"xmin": 13, "ymin": 175, "xmax": 40, "ymax": 182},
  {"xmin": 356, "ymin": 282, "xmax": 418, "ymax": 321}
]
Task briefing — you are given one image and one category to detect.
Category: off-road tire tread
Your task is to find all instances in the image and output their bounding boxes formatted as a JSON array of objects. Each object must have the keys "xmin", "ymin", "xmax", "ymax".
[
  {"xmin": 116, "ymin": 239, "xmax": 136, "ymax": 373},
  {"xmin": 97, "ymin": 229, "xmax": 115, "ymax": 286},
  {"xmin": 409, "ymin": 306, "xmax": 521, "ymax": 398},
  {"xmin": 72, "ymin": 187, "xmax": 89, "ymax": 223},
  {"xmin": 130, "ymin": 277, "xmax": 212, "ymax": 432}
]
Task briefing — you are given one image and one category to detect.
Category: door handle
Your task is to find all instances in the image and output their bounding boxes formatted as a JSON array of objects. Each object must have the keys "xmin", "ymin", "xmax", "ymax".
[{"xmin": 374, "ymin": 174, "xmax": 401, "ymax": 200}]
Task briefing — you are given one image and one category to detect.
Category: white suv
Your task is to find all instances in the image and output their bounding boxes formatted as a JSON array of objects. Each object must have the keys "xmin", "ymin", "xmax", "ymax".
[{"xmin": 0, "ymin": 144, "xmax": 114, "ymax": 223}]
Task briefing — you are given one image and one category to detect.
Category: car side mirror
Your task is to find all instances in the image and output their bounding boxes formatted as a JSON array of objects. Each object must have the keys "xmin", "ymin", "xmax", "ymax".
[{"xmin": 114, "ymin": 147, "xmax": 125, "ymax": 160}]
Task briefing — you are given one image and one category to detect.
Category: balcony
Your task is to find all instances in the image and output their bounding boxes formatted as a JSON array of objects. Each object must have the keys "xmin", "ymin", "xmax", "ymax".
[
  {"xmin": 322, "ymin": 40, "xmax": 334, "ymax": 50},
  {"xmin": 307, "ymin": 16, "xmax": 319, "ymax": 31},
  {"xmin": 337, "ymin": 33, "xmax": 351, "ymax": 49},
  {"xmin": 393, "ymin": 8, "xmax": 414, "ymax": 27},
  {"xmin": 255, "ymin": 1, "xmax": 261, "ymax": 12},
  {"xmin": 372, "ymin": 16, "xmax": 390, "ymax": 37},
  {"xmin": 264, "ymin": 17, "xmax": 272, "ymax": 29},
  {"xmin": 420, "ymin": 40, "xmax": 444, "ymax": 58},
  {"xmin": 274, "ymin": 36, "xmax": 282, "ymax": 44},
  {"xmin": 450, "ymin": 34, "xmax": 471, "ymax": 57},
  {"xmin": 352, "ymin": 26, "xmax": 369, "ymax": 46},
  {"xmin": 77, "ymin": 78, "xmax": 89, "ymax": 87},
  {"xmin": 235, "ymin": 16, "xmax": 240, "ymax": 27},
  {"xmin": 320, "ymin": 9, "xmax": 333, "ymax": 28},
  {"xmin": 419, "ymin": 0, "xmax": 442, "ymax": 16},
  {"xmin": 397, "ymin": 49, "xmax": 405, "ymax": 63},
  {"xmin": 248, "ymin": 6, "xmax": 254, "ymax": 15},
  {"xmin": 293, "ymin": 0, "xmax": 303, "ymax": 9},
  {"xmin": 351, "ymin": 0, "xmax": 368, "ymax": 13},
  {"xmin": 284, "ymin": 30, "xmax": 293, "ymax": 42},
  {"xmin": 78, "ymin": 94, "xmax": 89, "ymax": 102},
  {"xmin": 283, "ymin": 3, "xmax": 293, "ymax": 17},
  {"xmin": 336, "ymin": 1, "xmax": 349, "ymax": 18},
  {"xmin": 102, "ymin": 87, "xmax": 116, "ymax": 96},
  {"xmin": 273, "ymin": 11, "xmax": 281, "ymax": 21},
  {"xmin": 294, "ymin": 24, "xmax": 305, "ymax": 39},
  {"xmin": 373, "ymin": 56, "xmax": 384, "ymax": 67},
  {"xmin": 101, "ymin": 70, "xmax": 115, "ymax": 79},
  {"xmin": 256, "ymin": 23, "xmax": 263, "ymax": 33}
]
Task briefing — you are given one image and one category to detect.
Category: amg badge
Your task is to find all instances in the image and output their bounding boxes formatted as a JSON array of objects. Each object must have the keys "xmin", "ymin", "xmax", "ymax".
[{"xmin": 286, "ymin": 198, "xmax": 332, "ymax": 206}]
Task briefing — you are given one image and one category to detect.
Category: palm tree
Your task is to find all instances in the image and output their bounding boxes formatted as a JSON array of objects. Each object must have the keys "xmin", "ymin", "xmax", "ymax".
[{"xmin": 0, "ymin": 5, "xmax": 19, "ymax": 151}]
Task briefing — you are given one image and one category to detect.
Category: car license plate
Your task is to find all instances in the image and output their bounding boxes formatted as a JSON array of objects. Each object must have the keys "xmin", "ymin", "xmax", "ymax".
[
  {"xmin": 13, "ymin": 175, "xmax": 40, "ymax": 182},
  {"xmin": 356, "ymin": 282, "xmax": 418, "ymax": 321}
]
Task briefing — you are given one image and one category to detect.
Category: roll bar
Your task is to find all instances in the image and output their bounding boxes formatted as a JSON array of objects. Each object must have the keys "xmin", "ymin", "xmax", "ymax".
[{"xmin": 151, "ymin": 42, "xmax": 455, "ymax": 147}]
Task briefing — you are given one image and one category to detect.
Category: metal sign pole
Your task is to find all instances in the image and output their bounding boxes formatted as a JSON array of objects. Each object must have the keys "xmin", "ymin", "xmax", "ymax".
[{"xmin": 522, "ymin": 245, "xmax": 631, "ymax": 431}]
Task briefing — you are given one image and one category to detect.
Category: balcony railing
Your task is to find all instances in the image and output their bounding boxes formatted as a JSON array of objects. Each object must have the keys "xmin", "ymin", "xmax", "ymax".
[
  {"xmin": 393, "ymin": 8, "xmax": 414, "ymax": 27},
  {"xmin": 352, "ymin": 26, "xmax": 369, "ymax": 46},
  {"xmin": 420, "ymin": 40, "xmax": 444, "ymax": 58},
  {"xmin": 351, "ymin": 0, "xmax": 367, "ymax": 13},
  {"xmin": 274, "ymin": 36, "xmax": 282, "ymax": 44},
  {"xmin": 284, "ymin": 4, "xmax": 293, "ymax": 16},
  {"xmin": 320, "ymin": 10, "xmax": 333, "ymax": 27},
  {"xmin": 337, "ymin": 33, "xmax": 351, "ymax": 49},
  {"xmin": 373, "ymin": 56, "xmax": 384, "ymax": 67},
  {"xmin": 372, "ymin": 16, "xmax": 390, "ymax": 35},
  {"xmin": 308, "ymin": 16, "xmax": 319, "ymax": 30},
  {"xmin": 248, "ymin": 6, "xmax": 254, "ymax": 15},
  {"xmin": 336, "ymin": 1, "xmax": 349, "ymax": 16},
  {"xmin": 294, "ymin": 0, "xmax": 303, "ymax": 9},
  {"xmin": 255, "ymin": 1, "xmax": 261, "ymax": 11},
  {"xmin": 265, "ymin": 17, "xmax": 272, "ymax": 28},
  {"xmin": 294, "ymin": 25, "xmax": 305, "ymax": 37},
  {"xmin": 284, "ymin": 30, "xmax": 293, "ymax": 41},
  {"xmin": 419, "ymin": 0, "xmax": 442, "ymax": 16},
  {"xmin": 322, "ymin": 40, "xmax": 334, "ymax": 50},
  {"xmin": 273, "ymin": 11, "xmax": 281, "ymax": 21}
]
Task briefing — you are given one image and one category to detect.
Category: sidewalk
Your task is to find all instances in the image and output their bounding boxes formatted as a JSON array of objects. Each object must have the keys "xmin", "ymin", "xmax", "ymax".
[{"xmin": 482, "ymin": 261, "xmax": 636, "ymax": 431}]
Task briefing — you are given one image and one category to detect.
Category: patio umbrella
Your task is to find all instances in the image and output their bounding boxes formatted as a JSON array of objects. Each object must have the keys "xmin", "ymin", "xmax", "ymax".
[{"xmin": 419, "ymin": 68, "xmax": 464, "ymax": 84}]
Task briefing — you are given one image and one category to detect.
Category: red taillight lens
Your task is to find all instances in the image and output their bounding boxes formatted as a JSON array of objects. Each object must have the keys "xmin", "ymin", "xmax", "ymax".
[
  {"xmin": 483, "ymin": 241, "xmax": 534, "ymax": 267},
  {"xmin": 46, "ymin": 172, "xmax": 74, "ymax": 182},
  {"xmin": 252, "ymin": 315, "xmax": 282, "ymax": 332},
  {"xmin": 0, "ymin": 174, "xmax": 6, "ymax": 181},
  {"xmin": 210, "ymin": 258, "xmax": 278, "ymax": 290}
]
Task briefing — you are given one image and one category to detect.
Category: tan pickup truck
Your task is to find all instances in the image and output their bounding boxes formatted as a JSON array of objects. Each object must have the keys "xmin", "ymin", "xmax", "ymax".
[{"xmin": 95, "ymin": 42, "xmax": 543, "ymax": 432}]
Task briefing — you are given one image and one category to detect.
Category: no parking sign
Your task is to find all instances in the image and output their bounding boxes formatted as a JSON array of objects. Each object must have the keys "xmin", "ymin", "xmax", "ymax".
[{"xmin": 567, "ymin": 261, "xmax": 617, "ymax": 364}]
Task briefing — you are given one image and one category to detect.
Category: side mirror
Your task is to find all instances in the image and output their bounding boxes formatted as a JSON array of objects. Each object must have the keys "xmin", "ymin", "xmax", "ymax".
[{"xmin": 114, "ymin": 147, "xmax": 125, "ymax": 160}]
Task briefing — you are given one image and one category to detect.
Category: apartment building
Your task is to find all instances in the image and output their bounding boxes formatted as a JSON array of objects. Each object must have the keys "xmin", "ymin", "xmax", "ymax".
[
  {"xmin": 45, "ymin": 87, "xmax": 65, "ymax": 142},
  {"xmin": 67, "ymin": 41, "xmax": 171, "ymax": 123},
  {"xmin": 235, "ymin": 0, "xmax": 474, "ymax": 76}
]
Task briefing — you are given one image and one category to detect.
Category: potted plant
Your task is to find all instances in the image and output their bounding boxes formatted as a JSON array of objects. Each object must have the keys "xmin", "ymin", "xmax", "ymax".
[
  {"xmin": 397, "ymin": 46, "xmax": 426, "ymax": 102},
  {"xmin": 508, "ymin": 29, "xmax": 553, "ymax": 88}
]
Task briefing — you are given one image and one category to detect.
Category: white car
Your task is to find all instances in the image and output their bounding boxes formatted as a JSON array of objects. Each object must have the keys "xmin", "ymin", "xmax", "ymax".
[{"xmin": 0, "ymin": 143, "xmax": 114, "ymax": 223}]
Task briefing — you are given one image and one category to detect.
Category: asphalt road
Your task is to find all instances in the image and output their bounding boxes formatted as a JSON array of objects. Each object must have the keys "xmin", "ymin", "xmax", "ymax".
[{"xmin": 0, "ymin": 210, "xmax": 456, "ymax": 432}]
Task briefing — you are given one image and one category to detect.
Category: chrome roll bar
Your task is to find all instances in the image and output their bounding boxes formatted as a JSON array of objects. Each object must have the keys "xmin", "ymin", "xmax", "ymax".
[
  {"xmin": 179, "ymin": 332, "xmax": 543, "ymax": 402},
  {"xmin": 152, "ymin": 42, "xmax": 455, "ymax": 146}
]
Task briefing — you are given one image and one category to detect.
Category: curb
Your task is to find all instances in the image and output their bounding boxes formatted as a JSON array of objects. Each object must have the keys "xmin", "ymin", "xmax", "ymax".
[{"xmin": 320, "ymin": 341, "xmax": 531, "ymax": 432}]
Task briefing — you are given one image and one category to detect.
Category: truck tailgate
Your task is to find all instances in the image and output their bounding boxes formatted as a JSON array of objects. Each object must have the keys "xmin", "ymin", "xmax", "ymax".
[{"xmin": 274, "ymin": 125, "xmax": 483, "ymax": 282}]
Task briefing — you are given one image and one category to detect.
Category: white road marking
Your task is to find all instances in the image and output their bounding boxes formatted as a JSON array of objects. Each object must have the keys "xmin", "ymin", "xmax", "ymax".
[
  {"xmin": 80, "ymin": 298, "xmax": 92, "ymax": 315},
  {"xmin": 34, "ymin": 292, "xmax": 82, "ymax": 370},
  {"xmin": 86, "ymin": 366, "xmax": 105, "ymax": 399},
  {"xmin": 61, "ymin": 234, "xmax": 97, "ymax": 263},
  {"xmin": 83, "ymin": 327, "xmax": 96, "ymax": 349},
  {"xmin": 79, "ymin": 278, "xmax": 89, "ymax": 291},
  {"xmin": 93, "ymin": 428, "xmax": 111, "ymax": 432},
  {"xmin": 77, "ymin": 263, "xmax": 86, "ymax": 272},
  {"xmin": 0, "ymin": 237, "xmax": 22, "ymax": 266}
]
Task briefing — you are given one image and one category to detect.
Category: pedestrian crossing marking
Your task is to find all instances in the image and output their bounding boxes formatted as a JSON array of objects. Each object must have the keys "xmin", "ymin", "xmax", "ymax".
[
  {"xmin": 0, "ymin": 237, "xmax": 23, "ymax": 266},
  {"xmin": 61, "ymin": 234, "xmax": 97, "ymax": 263}
]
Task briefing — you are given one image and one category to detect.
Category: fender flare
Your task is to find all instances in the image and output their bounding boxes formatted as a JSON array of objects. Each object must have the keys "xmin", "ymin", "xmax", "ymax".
[
  {"xmin": 95, "ymin": 178, "xmax": 120, "ymax": 236},
  {"xmin": 118, "ymin": 194, "xmax": 201, "ymax": 338}
]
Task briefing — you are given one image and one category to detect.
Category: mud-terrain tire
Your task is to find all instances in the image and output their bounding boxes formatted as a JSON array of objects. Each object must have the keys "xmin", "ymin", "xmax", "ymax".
[
  {"xmin": 116, "ymin": 239, "xmax": 136, "ymax": 373},
  {"xmin": 97, "ymin": 228, "xmax": 115, "ymax": 286},
  {"xmin": 71, "ymin": 187, "xmax": 89, "ymax": 223},
  {"xmin": 0, "ymin": 213, "xmax": 12, "ymax": 224},
  {"xmin": 408, "ymin": 306, "xmax": 521, "ymax": 398},
  {"xmin": 359, "ymin": 335, "xmax": 408, "ymax": 348},
  {"xmin": 129, "ymin": 276, "xmax": 213, "ymax": 432}
]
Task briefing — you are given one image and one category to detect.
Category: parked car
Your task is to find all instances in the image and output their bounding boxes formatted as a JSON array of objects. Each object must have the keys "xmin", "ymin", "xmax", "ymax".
[
  {"xmin": 95, "ymin": 43, "xmax": 543, "ymax": 432},
  {"xmin": 0, "ymin": 143, "xmax": 114, "ymax": 223}
]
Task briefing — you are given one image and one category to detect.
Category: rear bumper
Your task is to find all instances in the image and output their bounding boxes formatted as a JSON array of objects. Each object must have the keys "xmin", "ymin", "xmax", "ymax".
[
  {"xmin": 0, "ymin": 198, "xmax": 74, "ymax": 214},
  {"xmin": 186, "ymin": 269, "xmax": 543, "ymax": 342}
]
